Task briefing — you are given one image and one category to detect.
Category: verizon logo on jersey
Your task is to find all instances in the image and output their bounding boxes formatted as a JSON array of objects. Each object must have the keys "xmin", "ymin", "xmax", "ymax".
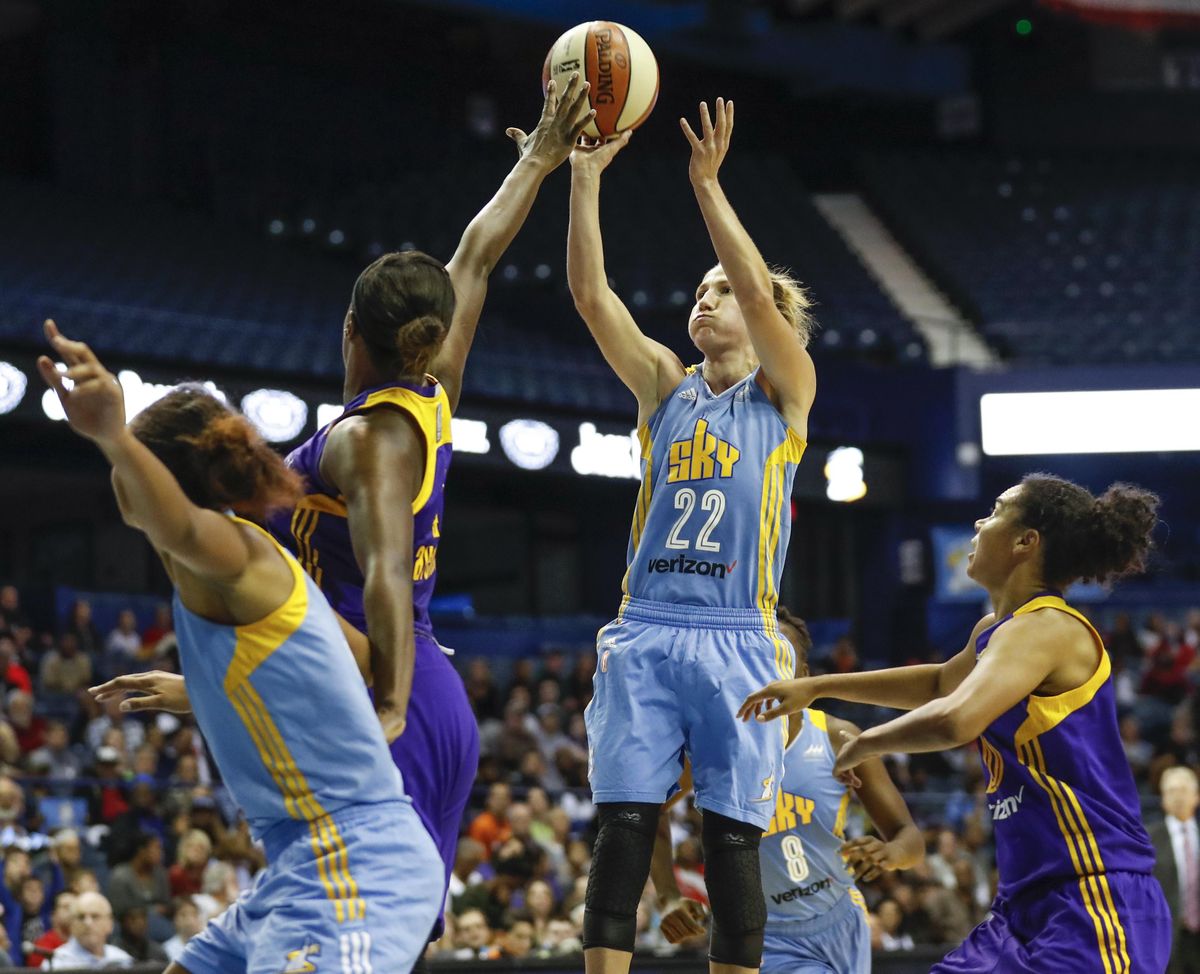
[
  {"xmin": 647, "ymin": 554, "xmax": 737, "ymax": 578},
  {"xmin": 989, "ymin": 785, "xmax": 1025, "ymax": 821}
]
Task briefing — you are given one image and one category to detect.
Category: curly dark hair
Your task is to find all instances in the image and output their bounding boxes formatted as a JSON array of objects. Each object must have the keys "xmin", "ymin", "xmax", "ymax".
[
  {"xmin": 1014, "ymin": 474, "xmax": 1159, "ymax": 589},
  {"xmin": 130, "ymin": 386, "xmax": 302, "ymax": 522}
]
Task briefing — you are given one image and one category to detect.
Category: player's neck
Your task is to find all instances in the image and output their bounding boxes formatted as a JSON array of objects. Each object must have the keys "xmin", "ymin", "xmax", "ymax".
[
  {"xmin": 700, "ymin": 352, "xmax": 757, "ymax": 394},
  {"xmin": 988, "ymin": 570, "xmax": 1051, "ymax": 620}
]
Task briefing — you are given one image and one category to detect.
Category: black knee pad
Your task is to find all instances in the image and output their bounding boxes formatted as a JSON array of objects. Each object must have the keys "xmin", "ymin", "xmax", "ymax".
[
  {"xmin": 702, "ymin": 811, "xmax": 766, "ymax": 969},
  {"xmin": 582, "ymin": 802, "xmax": 661, "ymax": 952}
]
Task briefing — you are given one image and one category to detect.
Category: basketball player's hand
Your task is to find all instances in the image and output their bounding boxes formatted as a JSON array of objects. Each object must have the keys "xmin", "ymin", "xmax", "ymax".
[
  {"xmin": 737, "ymin": 677, "xmax": 818, "ymax": 724},
  {"xmin": 89, "ymin": 671, "xmax": 192, "ymax": 714},
  {"xmin": 569, "ymin": 130, "xmax": 632, "ymax": 175},
  {"xmin": 507, "ymin": 72, "xmax": 596, "ymax": 172},
  {"xmin": 37, "ymin": 319, "xmax": 127, "ymax": 444},
  {"xmin": 833, "ymin": 728, "xmax": 870, "ymax": 789},
  {"xmin": 841, "ymin": 836, "xmax": 901, "ymax": 882},
  {"xmin": 680, "ymin": 97, "xmax": 734, "ymax": 187},
  {"xmin": 376, "ymin": 703, "xmax": 407, "ymax": 743},
  {"xmin": 659, "ymin": 897, "xmax": 708, "ymax": 944}
]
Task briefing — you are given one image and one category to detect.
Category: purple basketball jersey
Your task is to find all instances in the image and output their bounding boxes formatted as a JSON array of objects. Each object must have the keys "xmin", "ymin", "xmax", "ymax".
[{"xmin": 269, "ymin": 380, "xmax": 452, "ymax": 636}]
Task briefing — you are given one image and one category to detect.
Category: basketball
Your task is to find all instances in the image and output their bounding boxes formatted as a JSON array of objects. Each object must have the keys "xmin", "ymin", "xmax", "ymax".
[{"xmin": 542, "ymin": 21, "xmax": 659, "ymax": 139}]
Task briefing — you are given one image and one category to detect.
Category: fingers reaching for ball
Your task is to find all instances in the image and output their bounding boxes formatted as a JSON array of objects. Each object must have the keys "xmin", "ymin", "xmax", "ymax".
[{"xmin": 681, "ymin": 97, "xmax": 735, "ymax": 185}]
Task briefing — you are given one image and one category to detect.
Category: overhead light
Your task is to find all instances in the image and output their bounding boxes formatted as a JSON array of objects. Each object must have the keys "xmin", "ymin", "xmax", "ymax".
[
  {"xmin": 981, "ymin": 389, "xmax": 1200, "ymax": 455},
  {"xmin": 241, "ymin": 389, "xmax": 308, "ymax": 443},
  {"xmin": 451, "ymin": 418, "xmax": 490, "ymax": 455},
  {"xmin": 825, "ymin": 446, "xmax": 867, "ymax": 502},
  {"xmin": 499, "ymin": 419, "xmax": 559, "ymax": 470},
  {"xmin": 0, "ymin": 362, "xmax": 28, "ymax": 415}
]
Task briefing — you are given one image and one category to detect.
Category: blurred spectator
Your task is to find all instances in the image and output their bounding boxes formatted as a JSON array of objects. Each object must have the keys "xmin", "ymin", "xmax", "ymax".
[
  {"xmin": 537, "ymin": 915, "xmax": 582, "ymax": 956},
  {"xmin": 0, "ymin": 633, "xmax": 32, "ymax": 695},
  {"xmin": 10, "ymin": 690, "xmax": 47, "ymax": 754},
  {"xmin": 0, "ymin": 586, "xmax": 31, "ymax": 638},
  {"xmin": 162, "ymin": 896, "xmax": 202, "ymax": 962},
  {"xmin": 1121, "ymin": 714, "xmax": 1155, "ymax": 780},
  {"xmin": 523, "ymin": 878, "xmax": 556, "ymax": 944},
  {"xmin": 103, "ymin": 611, "xmax": 142, "ymax": 679},
  {"xmin": 168, "ymin": 829, "xmax": 212, "ymax": 898},
  {"xmin": 494, "ymin": 701, "xmax": 539, "ymax": 769},
  {"xmin": 453, "ymin": 837, "xmax": 534, "ymax": 929},
  {"xmin": 38, "ymin": 830, "xmax": 84, "ymax": 898},
  {"xmin": 27, "ymin": 890, "xmax": 73, "ymax": 967},
  {"xmin": 105, "ymin": 832, "xmax": 169, "ymax": 926},
  {"xmin": 39, "ymin": 633, "xmax": 92, "ymax": 697},
  {"xmin": 85, "ymin": 747, "xmax": 130, "ymax": 824},
  {"xmin": 450, "ymin": 907, "xmax": 500, "ymax": 960},
  {"xmin": 447, "ymin": 837, "xmax": 485, "ymax": 901},
  {"xmin": 465, "ymin": 658, "xmax": 501, "ymax": 721},
  {"xmin": 1107, "ymin": 613, "xmax": 1140, "ymax": 668},
  {"xmin": 111, "ymin": 905, "xmax": 168, "ymax": 964},
  {"xmin": 193, "ymin": 860, "xmax": 238, "ymax": 923},
  {"xmin": 140, "ymin": 605, "xmax": 172, "ymax": 652},
  {"xmin": 108, "ymin": 779, "xmax": 167, "ymax": 865},
  {"xmin": 468, "ymin": 783, "xmax": 513, "ymax": 857},
  {"xmin": 48, "ymin": 890, "xmax": 132, "ymax": 969},
  {"xmin": 85, "ymin": 698, "xmax": 145, "ymax": 756},
  {"xmin": 30, "ymin": 722, "xmax": 83, "ymax": 783},
  {"xmin": 1151, "ymin": 766, "xmax": 1200, "ymax": 973},
  {"xmin": 874, "ymin": 897, "xmax": 914, "ymax": 951},
  {"xmin": 65, "ymin": 601, "xmax": 101, "ymax": 660},
  {"xmin": 67, "ymin": 871, "xmax": 100, "ymax": 896},
  {"xmin": 498, "ymin": 915, "xmax": 535, "ymax": 959},
  {"xmin": 18, "ymin": 874, "xmax": 47, "ymax": 949}
]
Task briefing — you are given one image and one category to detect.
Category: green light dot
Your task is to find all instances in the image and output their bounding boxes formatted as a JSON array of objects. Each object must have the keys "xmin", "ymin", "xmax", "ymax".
[{"xmin": 1016, "ymin": 18, "xmax": 1033, "ymax": 35}]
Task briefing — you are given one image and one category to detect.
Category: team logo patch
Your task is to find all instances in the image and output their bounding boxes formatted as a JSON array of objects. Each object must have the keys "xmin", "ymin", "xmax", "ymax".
[{"xmin": 279, "ymin": 941, "xmax": 320, "ymax": 973}]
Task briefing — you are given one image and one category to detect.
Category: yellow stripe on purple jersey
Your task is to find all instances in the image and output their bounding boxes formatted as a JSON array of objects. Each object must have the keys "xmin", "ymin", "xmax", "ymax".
[
  {"xmin": 171, "ymin": 519, "xmax": 406, "ymax": 925},
  {"xmin": 974, "ymin": 594, "xmax": 1156, "ymax": 974},
  {"xmin": 269, "ymin": 380, "xmax": 452, "ymax": 635}
]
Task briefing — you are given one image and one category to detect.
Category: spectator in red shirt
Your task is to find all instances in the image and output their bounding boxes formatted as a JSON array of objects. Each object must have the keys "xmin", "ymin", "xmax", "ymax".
[
  {"xmin": 140, "ymin": 604, "xmax": 173, "ymax": 652},
  {"xmin": 26, "ymin": 890, "xmax": 73, "ymax": 967},
  {"xmin": 168, "ymin": 829, "xmax": 211, "ymax": 898},
  {"xmin": 468, "ymin": 782, "xmax": 513, "ymax": 859},
  {"xmin": 0, "ymin": 635, "xmax": 31, "ymax": 696},
  {"xmin": 7, "ymin": 691, "xmax": 45, "ymax": 754}
]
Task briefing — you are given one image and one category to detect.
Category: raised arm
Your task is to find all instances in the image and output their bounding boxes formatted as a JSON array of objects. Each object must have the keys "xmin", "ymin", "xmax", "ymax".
[
  {"xmin": 681, "ymin": 99, "xmax": 816, "ymax": 435},
  {"xmin": 567, "ymin": 136, "xmax": 687, "ymax": 423},
  {"xmin": 433, "ymin": 75, "xmax": 594, "ymax": 412},
  {"xmin": 738, "ymin": 615, "xmax": 993, "ymax": 723},
  {"xmin": 320, "ymin": 409, "xmax": 422, "ymax": 742},
  {"xmin": 37, "ymin": 321, "xmax": 252, "ymax": 582}
]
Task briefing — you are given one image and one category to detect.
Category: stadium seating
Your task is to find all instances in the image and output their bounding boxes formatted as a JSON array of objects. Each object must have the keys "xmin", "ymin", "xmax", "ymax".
[{"xmin": 859, "ymin": 151, "xmax": 1200, "ymax": 364}]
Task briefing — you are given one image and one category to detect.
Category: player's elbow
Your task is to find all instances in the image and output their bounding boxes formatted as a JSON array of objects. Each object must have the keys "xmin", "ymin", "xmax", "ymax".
[{"xmin": 940, "ymin": 706, "xmax": 985, "ymax": 746}]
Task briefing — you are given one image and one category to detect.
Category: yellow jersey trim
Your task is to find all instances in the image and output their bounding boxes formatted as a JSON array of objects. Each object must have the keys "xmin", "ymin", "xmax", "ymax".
[
  {"xmin": 1011, "ymin": 597, "xmax": 1111, "ymax": 752},
  {"xmin": 220, "ymin": 520, "xmax": 365, "ymax": 923},
  {"xmin": 807, "ymin": 708, "xmax": 828, "ymax": 733},
  {"xmin": 618, "ymin": 426, "xmax": 657, "ymax": 615},
  {"xmin": 755, "ymin": 428, "xmax": 807, "ymax": 633},
  {"xmin": 354, "ymin": 385, "xmax": 450, "ymax": 514}
]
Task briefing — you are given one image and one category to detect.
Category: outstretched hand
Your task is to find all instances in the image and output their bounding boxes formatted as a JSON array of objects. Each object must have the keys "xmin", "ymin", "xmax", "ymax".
[
  {"xmin": 507, "ymin": 72, "xmax": 596, "ymax": 172},
  {"xmin": 89, "ymin": 671, "xmax": 192, "ymax": 715},
  {"xmin": 37, "ymin": 319, "xmax": 127, "ymax": 444},
  {"xmin": 737, "ymin": 677, "xmax": 819, "ymax": 724},
  {"xmin": 568, "ymin": 130, "xmax": 633, "ymax": 176},
  {"xmin": 832, "ymin": 727, "xmax": 868, "ymax": 789},
  {"xmin": 680, "ymin": 97, "xmax": 734, "ymax": 186}
]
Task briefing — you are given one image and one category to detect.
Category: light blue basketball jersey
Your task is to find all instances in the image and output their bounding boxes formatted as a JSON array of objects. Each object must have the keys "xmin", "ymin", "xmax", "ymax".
[
  {"xmin": 760, "ymin": 709, "xmax": 864, "ymax": 924},
  {"xmin": 622, "ymin": 367, "xmax": 805, "ymax": 627},
  {"xmin": 172, "ymin": 519, "xmax": 405, "ymax": 848}
]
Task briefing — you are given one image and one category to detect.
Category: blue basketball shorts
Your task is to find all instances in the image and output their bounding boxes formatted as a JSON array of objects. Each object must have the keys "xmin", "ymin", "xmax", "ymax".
[
  {"xmin": 179, "ymin": 800, "xmax": 442, "ymax": 974},
  {"xmin": 761, "ymin": 892, "xmax": 872, "ymax": 974},
  {"xmin": 932, "ymin": 871, "xmax": 1171, "ymax": 974},
  {"xmin": 584, "ymin": 597, "xmax": 794, "ymax": 830}
]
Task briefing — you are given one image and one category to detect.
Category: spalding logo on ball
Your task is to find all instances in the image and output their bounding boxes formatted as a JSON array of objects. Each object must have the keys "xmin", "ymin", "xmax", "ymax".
[{"xmin": 543, "ymin": 21, "xmax": 659, "ymax": 139}]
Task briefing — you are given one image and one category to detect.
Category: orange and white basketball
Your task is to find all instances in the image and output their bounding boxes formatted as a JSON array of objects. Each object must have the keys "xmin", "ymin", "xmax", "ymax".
[{"xmin": 542, "ymin": 21, "xmax": 659, "ymax": 139}]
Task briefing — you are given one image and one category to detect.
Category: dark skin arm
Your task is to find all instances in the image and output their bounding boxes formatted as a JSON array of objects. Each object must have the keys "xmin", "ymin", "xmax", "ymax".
[
  {"xmin": 827, "ymin": 715, "xmax": 924, "ymax": 882},
  {"xmin": 320, "ymin": 409, "xmax": 422, "ymax": 742},
  {"xmin": 651, "ymin": 762, "xmax": 709, "ymax": 944}
]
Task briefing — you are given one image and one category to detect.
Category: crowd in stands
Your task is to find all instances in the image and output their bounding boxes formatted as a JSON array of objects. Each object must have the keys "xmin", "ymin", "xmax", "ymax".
[{"xmin": 0, "ymin": 580, "xmax": 1196, "ymax": 967}]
